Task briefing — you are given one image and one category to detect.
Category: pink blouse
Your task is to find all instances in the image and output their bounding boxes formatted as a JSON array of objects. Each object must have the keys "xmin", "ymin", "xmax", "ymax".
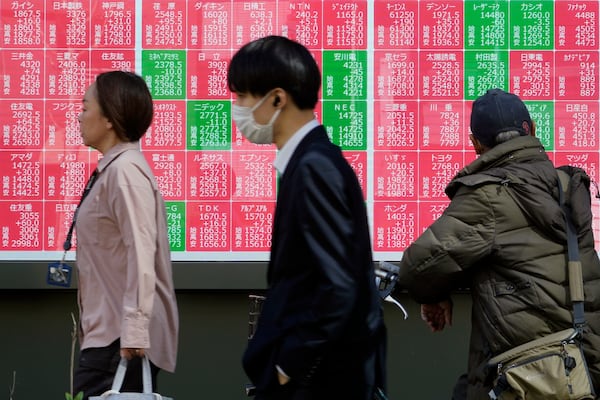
[{"xmin": 76, "ymin": 141, "xmax": 178, "ymax": 372}]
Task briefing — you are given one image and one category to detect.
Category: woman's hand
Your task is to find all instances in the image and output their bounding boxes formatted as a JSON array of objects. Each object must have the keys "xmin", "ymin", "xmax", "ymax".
[{"xmin": 120, "ymin": 348, "xmax": 145, "ymax": 360}]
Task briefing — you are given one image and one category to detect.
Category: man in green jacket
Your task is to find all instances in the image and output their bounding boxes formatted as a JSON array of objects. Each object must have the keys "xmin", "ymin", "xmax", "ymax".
[{"xmin": 395, "ymin": 88, "xmax": 600, "ymax": 398}]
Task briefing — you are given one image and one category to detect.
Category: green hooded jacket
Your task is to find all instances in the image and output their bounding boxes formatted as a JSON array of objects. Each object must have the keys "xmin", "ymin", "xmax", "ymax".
[{"xmin": 397, "ymin": 135, "xmax": 600, "ymax": 398}]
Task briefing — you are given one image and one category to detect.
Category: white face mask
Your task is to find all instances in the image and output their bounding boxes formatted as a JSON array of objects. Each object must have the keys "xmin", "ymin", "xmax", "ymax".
[{"xmin": 232, "ymin": 93, "xmax": 281, "ymax": 144}]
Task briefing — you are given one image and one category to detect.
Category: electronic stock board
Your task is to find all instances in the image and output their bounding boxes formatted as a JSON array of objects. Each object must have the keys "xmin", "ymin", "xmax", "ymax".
[{"xmin": 0, "ymin": 0, "xmax": 598, "ymax": 265}]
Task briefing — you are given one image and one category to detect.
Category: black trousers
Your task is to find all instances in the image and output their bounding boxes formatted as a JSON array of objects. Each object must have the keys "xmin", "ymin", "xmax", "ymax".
[{"xmin": 73, "ymin": 339, "xmax": 160, "ymax": 400}]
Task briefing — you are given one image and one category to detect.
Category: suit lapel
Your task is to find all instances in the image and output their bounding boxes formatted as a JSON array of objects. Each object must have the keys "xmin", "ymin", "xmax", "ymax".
[{"xmin": 268, "ymin": 126, "xmax": 328, "ymax": 283}]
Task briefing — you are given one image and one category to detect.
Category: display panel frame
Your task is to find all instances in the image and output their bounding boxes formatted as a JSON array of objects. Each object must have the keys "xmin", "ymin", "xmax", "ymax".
[{"xmin": 0, "ymin": 0, "xmax": 598, "ymax": 288}]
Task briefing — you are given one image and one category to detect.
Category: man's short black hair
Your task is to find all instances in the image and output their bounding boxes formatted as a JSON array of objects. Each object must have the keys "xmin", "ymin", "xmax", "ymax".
[{"xmin": 227, "ymin": 35, "xmax": 321, "ymax": 110}]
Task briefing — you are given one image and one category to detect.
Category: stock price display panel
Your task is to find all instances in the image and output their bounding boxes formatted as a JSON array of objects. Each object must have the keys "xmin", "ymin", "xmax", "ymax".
[{"xmin": 0, "ymin": 0, "xmax": 598, "ymax": 262}]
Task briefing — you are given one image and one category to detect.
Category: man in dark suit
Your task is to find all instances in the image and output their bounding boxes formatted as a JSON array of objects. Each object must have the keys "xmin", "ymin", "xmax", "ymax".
[{"xmin": 227, "ymin": 35, "xmax": 386, "ymax": 400}]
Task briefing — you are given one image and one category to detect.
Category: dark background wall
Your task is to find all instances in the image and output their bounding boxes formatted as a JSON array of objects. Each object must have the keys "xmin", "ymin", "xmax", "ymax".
[{"xmin": 0, "ymin": 289, "xmax": 470, "ymax": 399}]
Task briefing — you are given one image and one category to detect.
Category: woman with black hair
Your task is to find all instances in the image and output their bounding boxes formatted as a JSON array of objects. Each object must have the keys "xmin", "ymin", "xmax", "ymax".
[{"xmin": 73, "ymin": 71, "xmax": 178, "ymax": 399}]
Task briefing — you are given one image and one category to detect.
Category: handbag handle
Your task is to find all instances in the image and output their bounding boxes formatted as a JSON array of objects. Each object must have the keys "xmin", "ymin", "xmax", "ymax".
[{"xmin": 111, "ymin": 356, "xmax": 155, "ymax": 395}]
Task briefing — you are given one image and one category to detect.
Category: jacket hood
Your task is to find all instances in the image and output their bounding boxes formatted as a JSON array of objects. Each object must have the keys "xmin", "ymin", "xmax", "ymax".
[{"xmin": 446, "ymin": 136, "xmax": 568, "ymax": 242}]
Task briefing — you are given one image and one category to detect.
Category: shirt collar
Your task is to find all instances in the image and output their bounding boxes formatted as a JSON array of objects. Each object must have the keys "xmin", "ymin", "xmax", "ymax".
[
  {"xmin": 273, "ymin": 119, "xmax": 319, "ymax": 175},
  {"xmin": 96, "ymin": 141, "xmax": 140, "ymax": 172}
]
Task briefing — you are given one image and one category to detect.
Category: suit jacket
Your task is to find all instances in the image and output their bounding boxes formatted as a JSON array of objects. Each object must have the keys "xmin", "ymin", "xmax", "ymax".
[{"xmin": 243, "ymin": 126, "xmax": 386, "ymax": 400}]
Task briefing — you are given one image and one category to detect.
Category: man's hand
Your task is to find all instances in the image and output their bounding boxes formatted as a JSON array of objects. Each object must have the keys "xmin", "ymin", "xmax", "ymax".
[
  {"xmin": 420, "ymin": 299, "xmax": 453, "ymax": 332},
  {"xmin": 276, "ymin": 365, "xmax": 290, "ymax": 385}
]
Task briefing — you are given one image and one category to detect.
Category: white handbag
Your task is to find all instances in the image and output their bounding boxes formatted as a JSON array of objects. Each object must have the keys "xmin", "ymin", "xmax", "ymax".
[{"xmin": 90, "ymin": 356, "xmax": 173, "ymax": 400}]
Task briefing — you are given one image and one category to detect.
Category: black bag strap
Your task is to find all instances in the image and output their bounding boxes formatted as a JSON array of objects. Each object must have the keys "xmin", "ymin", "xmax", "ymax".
[
  {"xmin": 63, "ymin": 168, "xmax": 98, "ymax": 252},
  {"xmin": 556, "ymin": 169, "xmax": 586, "ymax": 332},
  {"xmin": 489, "ymin": 170, "xmax": 588, "ymax": 400},
  {"xmin": 62, "ymin": 150, "xmax": 129, "ymax": 256}
]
